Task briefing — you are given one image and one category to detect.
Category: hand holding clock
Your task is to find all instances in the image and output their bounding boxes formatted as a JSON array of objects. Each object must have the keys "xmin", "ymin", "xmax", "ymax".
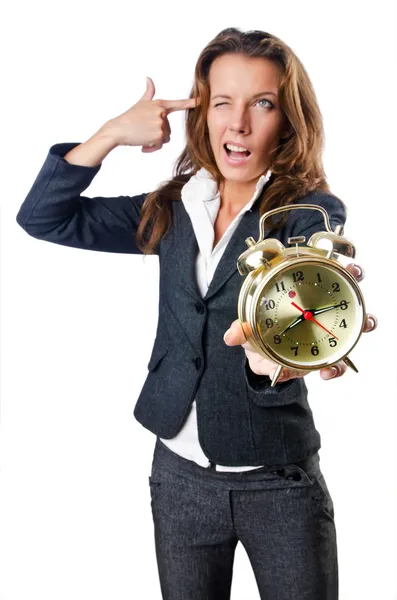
[{"xmin": 224, "ymin": 263, "xmax": 377, "ymax": 382}]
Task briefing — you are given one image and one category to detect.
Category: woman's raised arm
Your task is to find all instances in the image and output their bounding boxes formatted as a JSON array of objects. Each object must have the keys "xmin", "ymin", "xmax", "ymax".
[{"xmin": 16, "ymin": 78, "xmax": 198, "ymax": 255}]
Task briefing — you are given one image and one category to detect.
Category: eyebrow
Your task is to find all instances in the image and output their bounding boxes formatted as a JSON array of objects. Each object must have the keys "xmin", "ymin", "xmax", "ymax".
[{"xmin": 211, "ymin": 92, "xmax": 278, "ymax": 100}]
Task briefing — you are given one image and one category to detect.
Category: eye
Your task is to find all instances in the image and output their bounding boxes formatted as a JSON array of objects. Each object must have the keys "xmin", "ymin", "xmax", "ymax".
[
  {"xmin": 256, "ymin": 98, "xmax": 274, "ymax": 108},
  {"xmin": 214, "ymin": 102, "xmax": 228, "ymax": 107}
]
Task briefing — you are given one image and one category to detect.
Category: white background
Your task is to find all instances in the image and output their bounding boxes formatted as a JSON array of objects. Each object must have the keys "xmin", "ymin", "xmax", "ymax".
[{"xmin": 1, "ymin": 1, "xmax": 396, "ymax": 598}]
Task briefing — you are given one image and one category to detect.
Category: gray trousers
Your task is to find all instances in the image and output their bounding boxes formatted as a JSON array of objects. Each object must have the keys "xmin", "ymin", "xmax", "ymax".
[{"xmin": 149, "ymin": 439, "xmax": 338, "ymax": 600}]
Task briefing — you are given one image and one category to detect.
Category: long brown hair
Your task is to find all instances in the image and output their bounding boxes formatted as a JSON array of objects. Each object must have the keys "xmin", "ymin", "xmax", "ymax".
[{"xmin": 137, "ymin": 27, "xmax": 336, "ymax": 255}]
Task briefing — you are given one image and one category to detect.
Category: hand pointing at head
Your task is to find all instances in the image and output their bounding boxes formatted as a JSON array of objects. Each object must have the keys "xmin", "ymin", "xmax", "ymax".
[{"xmin": 105, "ymin": 77, "xmax": 199, "ymax": 153}]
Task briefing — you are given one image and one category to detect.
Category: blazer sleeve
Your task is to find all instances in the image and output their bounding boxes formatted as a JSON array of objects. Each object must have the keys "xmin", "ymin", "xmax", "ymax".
[
  {"xmin": 16, "ymin": 142, "xmax": 152, "ymax": 255},
  {"xmin": 288, "ymin": 190, "xmax": 347, "ymax": 240},
  {"xmin": 244, "ymin": 189, "xmax": 347, "ymax": 395}
]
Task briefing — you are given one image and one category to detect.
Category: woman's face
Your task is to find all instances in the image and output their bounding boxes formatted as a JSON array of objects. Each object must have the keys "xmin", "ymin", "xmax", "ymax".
[{"xmin": 206, "ymin": 53, "xmax": 288, "ymax": 186}]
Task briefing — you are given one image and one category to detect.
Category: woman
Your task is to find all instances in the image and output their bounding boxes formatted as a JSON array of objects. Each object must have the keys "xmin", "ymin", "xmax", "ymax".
[{"xmin": 16, "ymin": 27, "xmax": 377, "ymax": 600}]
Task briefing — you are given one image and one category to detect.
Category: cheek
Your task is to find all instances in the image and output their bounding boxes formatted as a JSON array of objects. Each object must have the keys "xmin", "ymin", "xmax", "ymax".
[
  {"xmin": 207, "ymin": 111, "xmax": 226, "ymax": 139},
  {"xmin": 207, "ymin": 121, "xmax": 221, "ymax": 152},
  {"xmin": 254, "ymin": 122, "xmax": 283, "ymax": 153}
]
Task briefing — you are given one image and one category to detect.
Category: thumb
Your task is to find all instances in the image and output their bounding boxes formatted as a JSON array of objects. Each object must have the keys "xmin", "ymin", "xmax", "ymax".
[{"xmin": 139, "ymin": 77, "xmax": 155, "ymax": 102}]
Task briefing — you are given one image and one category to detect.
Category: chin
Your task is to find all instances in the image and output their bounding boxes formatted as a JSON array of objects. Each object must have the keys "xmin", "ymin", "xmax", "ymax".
[{"xmin": 218, "ymin": 162, "xmax": 264, "ymax": 184}]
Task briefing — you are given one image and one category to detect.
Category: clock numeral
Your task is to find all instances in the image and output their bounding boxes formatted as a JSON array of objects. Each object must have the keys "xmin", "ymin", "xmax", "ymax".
[
  {"xmin": 264, "ymin": 299, "xmax": 276, "ymax": 310},
  {"xmin": 339, "ymin": 300, "xmax": 349, "ymax": 310},
  {"xmin": 275, "ymin": 281, "xmax": 285, "ymax": 293},
  {"xmin": 290, "ymin": 346, "xmax": 299, "ymax": 356},
  {"xmin": 328, "ymin": 337, "xmax": 338, "ymax": 347},
  {"xmin": 292, "ymin": 271, "xmax": 304, "ymax": 283},
  {"xmin": 311, "ymin": 346, "xmax": 319, "ymax": 356},
  {"xmin": 265, "ymin": 318, "xmax": 273, "ymax": 328},
  {"xmin": 339, "ymin": 319, "xmax": 347, "ymax": 328},
  {"xmin": 332, "ymin": 282, "xmax": 341, "ymax": 292},
  {"xmin": 273, "ymin": 335, "xmax": 282, "ymax": 344},
  {"xmin": 316, "ymin": 272, "xmax": 322, "ymax": 283}
]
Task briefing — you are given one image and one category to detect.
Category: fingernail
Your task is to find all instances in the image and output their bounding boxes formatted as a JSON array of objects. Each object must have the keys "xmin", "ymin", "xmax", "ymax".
[
  {"xmin": 223, "ymin": 328, "xmax": 232, "ymax": 343},
  {"xmin": 324, "ymin": 367, "xmax": 338, "ymax": 379},
  {"xmin": 366, "ymin": 316, "xmax": 377, "ymax": 331},
  {"xmin": 352, "ymin": 264, "xmax": 364, "ymax": 279}
]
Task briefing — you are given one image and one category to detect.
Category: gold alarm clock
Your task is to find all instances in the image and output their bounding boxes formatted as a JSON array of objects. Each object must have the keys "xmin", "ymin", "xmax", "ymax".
[{"xmin": 237, "ymin": 204, "xmax": 366, "ymax": 387}]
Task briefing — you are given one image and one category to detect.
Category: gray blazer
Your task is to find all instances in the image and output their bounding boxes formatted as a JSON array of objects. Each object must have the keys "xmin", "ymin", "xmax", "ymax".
[{"xmin": 16, "ymin": 142, "xmax": 346, "ymax": 466}]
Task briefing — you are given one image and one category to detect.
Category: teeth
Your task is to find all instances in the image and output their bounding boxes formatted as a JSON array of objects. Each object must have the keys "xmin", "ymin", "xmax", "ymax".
[{"xmin": 225, "ymin": 144, "xmax": 248, "ymax": 152}]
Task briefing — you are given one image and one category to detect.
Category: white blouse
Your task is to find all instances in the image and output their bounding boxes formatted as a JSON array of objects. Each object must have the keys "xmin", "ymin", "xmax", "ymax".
[{"xmin": 160, "ymin": 167, "xmax": 272, "ymax": 471}]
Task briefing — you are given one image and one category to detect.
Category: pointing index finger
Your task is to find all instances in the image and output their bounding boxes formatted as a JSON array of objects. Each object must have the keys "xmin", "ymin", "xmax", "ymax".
[{"xmin": 161, "ymin": 97, "xmax": 200, "ymax": 113}]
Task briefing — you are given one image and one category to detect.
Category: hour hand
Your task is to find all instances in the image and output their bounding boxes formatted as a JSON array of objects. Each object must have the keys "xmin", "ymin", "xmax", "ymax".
[{"xmin": 278, "ymin": 315, "xmax": 305, "ymax": 336}]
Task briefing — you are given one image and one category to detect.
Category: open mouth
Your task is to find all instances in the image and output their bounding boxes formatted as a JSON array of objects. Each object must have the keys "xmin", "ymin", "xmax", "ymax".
[{"xmin": 224, "ymin": 143, "xmax": 251, "ymax": 159}]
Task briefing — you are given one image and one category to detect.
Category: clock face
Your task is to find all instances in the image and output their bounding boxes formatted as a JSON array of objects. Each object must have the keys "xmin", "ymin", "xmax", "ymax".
[{"xmin": 255, "ymin": 260, "xmax": 364, "ymax": 368}]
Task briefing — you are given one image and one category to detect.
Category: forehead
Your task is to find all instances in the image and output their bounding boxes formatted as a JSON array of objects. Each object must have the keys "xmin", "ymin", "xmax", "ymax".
[{"xmin": 208, "ymin": 53, "xmax": 282, "ymax": 94}]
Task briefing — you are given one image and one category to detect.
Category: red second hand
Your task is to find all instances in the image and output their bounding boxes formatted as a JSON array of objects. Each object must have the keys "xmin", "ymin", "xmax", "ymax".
[{"xmin": 291, "ymin": 302, "xmax": 339, "ymax": 340}]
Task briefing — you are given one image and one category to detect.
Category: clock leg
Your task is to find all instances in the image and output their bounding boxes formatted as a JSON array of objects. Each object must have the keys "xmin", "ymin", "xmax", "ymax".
[
  {"xmin": 271, "ymin": 365, "xmax": 285, "ymax": 387},
  {"xmin": 343, "ymin": 356, "xmax": 359, "ymax": 373}
]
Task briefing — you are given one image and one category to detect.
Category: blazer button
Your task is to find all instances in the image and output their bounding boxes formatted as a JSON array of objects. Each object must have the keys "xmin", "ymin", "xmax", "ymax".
[
  {"xmin": 195, "ymin": 302, "xmax": 205, "ymax": 314},
  {"xmin": 193, "ymin": 357, "xmax": 202, "ymax": 370}
]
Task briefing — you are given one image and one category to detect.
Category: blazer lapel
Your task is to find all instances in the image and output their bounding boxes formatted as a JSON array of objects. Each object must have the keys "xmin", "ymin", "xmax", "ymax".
[
  {"xmin": 173, "ymin": 200, "xmax": 202, "ymax": 300},
  {"xmin": 173, "ymin": 194, "xmax": 271, "ymax": 303}
]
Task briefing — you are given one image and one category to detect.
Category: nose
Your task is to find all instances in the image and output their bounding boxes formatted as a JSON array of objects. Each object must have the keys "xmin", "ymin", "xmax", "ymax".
[{"xmin": 228, "ymin": 106, "xmax": 251, "ymax": 135}]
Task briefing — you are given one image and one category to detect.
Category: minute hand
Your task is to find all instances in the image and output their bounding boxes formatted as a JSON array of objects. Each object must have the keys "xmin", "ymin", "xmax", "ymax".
[
  {"xmin": 291, "ymin": 302, "xmax": 339, "ymax": 339},
  {"xmin": 279, "ymin": 305, "xmax": 337, "ymax": 336},
  {"xmin": 279, "ymin": 303, "xmax": 345, "ymax": 337},
  {"xmin": 310, "ymin": 302, "xmax": 348, "ymax": 316}
]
